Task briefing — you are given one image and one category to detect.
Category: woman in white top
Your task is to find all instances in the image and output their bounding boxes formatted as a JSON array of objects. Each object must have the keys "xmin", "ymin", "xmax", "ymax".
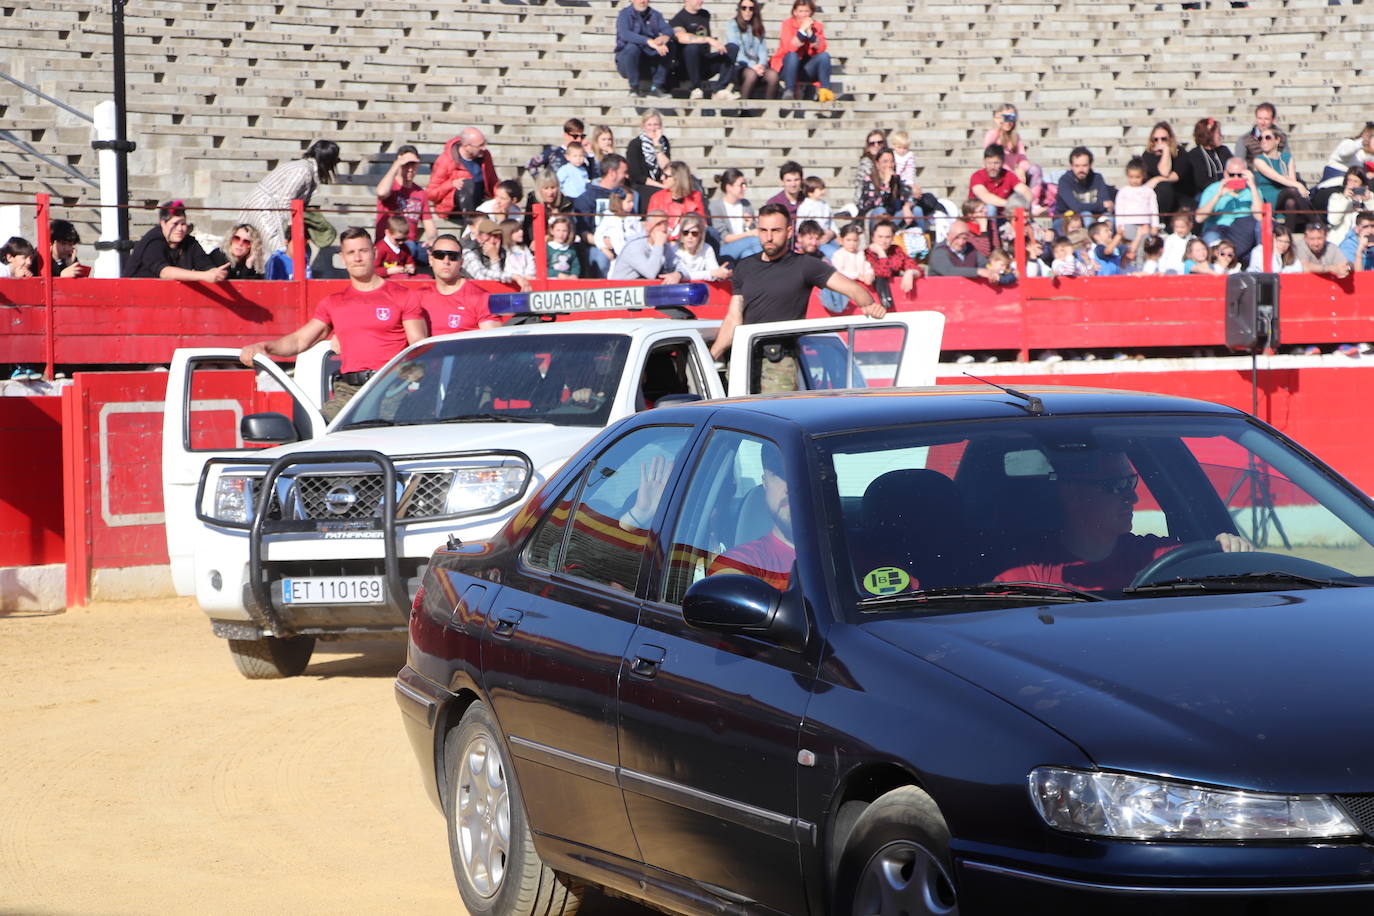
[
  {"xmin": 236, "ymin": 140, "xmax": 339, "ymax": 258},
  {"xmin": 707, "ymin": 168, "xmax": 762, "ymax": 261},
  {"xmin": 671, "ymin": 214, "xmax": 731, "ymax": 281},
  {"xmin": 1327, "ymin": 167, "xmax": 1374, "ymax": 245},
  {"xmin": 1320, "ymin": 123, "xmax": 1374, "ymax": 183},
  {"xmin": 1247, "ymin": 225, "xmax": 1303, "ymax": 274},
  {"xmin": 592, "ymin": 188, "xmax": 644, "ymax": 273}
]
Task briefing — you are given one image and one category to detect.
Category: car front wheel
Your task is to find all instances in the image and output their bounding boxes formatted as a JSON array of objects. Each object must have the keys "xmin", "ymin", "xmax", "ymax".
[
  {"xmin": 444, "ymin": 702, "xmax": 583, "ymax": 916},
  {"xmin": 836, "ymin": 786, "xmax": 958, "ymax": 916}
]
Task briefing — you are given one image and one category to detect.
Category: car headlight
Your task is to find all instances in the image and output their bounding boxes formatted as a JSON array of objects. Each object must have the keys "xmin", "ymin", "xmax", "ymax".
[
  {"xmin": 1029, "ymin": 767, "xmax": 1359, "ymax": 840},
  {"xmin": 212, "ymin": 475, "xmax": 256, "ymax": 523},
  {"xmin": 445, "ymin": 465, "xmax": 528, "ymax": 514}
]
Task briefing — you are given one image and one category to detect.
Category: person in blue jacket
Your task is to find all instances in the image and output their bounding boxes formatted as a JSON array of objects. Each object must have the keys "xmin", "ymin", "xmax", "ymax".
[
  {"xmin": 615, "ymin": 0, "xmax": 675, "ymax": 97},
  {"xmin": 1054, "ymin": 146, "xmax": 1116, "ymax": 230}
]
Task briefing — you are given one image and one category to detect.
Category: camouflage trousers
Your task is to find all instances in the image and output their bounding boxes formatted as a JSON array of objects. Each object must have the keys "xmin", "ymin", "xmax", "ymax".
[
  {"xmin": 321, "ymin": 380, "xmax": 363, "ymax": 421},
  {"xmin": 758, "ymin": 355, "xmax": 801, "ymax": 394}
]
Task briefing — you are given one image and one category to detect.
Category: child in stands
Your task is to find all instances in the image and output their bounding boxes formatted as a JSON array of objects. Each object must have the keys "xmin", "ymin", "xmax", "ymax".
[
  {"xmin": 1088, "ymin": 220, "xmax": 1125, "ymax": 275},
  {"xmin": 795, "ymin": 176, "xmax": 837, "ymax": 249},
  {"xmin": 557, "ymin": 143, "xmax": 591, "ymax": 199},
  {"xmin": 889, "ymin": 130, "xmax": 917, "ymax": 189},
  {"xmin": 1114, "ymin": 159, "xmax": 1160, "ymax": 242},
  {"xmin": 1133, "ymin": 235, "xmax": 1166, "ymax": 274},
  {"xmin": 375, "ymin": 216, "xmax": 415, "ymax": 276},
  {"xmin": 1160, "ymin": 211, "xmax": 1196, "ymax": 275},
  {"xmin": 831, "ymin": 222, "xmax": 875, "ymax": 286},
  {"xmin": 986, "ymin": 248, "xmax": 1015, "ymax": 284},
  {"xmin": 1182, "ymin": 237, "xmax": 1212, "ymax": 275},
  {"xmin": 501, "ymin": 218, "xmax": 537, "ymax": 285},
  {"xmin": 546, "ymin": 215, "xmax": 581, "ymax": 278}
]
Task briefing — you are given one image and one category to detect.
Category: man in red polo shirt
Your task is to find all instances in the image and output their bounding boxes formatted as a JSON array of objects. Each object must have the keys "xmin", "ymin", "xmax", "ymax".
[
  {"xmin": 240, "ymin": 227, "xmax": 427, "ymax": 420},
  {"xmin": 969, "ymin": 143, "xmax": 1033, "ymax": 213},
  {"xmin": 417, "ymin": 234, "xmax": 502, "ymax": 335}
]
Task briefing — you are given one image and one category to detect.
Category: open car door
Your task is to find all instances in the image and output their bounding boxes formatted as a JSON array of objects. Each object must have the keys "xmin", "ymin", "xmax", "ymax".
[
  {"xmin": 161, "ymin": 349, "xmax": 326, "ymax": 596},
  {"xmin": 725, "ymin": 311, "xmax": 945, "ymax": 396}
]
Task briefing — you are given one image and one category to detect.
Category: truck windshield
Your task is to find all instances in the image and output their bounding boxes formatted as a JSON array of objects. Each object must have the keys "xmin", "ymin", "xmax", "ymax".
[{"xmin": 338, "ymin": 333, "xmax": 631, "ymax": 428}]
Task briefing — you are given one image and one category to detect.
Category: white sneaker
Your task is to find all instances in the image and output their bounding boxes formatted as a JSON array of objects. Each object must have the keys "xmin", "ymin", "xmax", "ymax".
[
  {"xmin": 689, "ymin": 87, "xmax": 704, "ymax": 100},
  {"xmin": 712, "ymin": 85, "xmax": 738, "ymax": 100}
]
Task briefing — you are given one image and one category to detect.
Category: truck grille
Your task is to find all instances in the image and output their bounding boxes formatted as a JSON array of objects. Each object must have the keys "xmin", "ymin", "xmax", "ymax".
[{"xmin": 250, "ymin": 471, "xmax": 454, "ymax": 521}]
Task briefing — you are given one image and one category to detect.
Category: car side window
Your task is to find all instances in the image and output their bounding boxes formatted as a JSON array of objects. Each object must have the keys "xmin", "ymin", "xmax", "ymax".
[
  {"xmin": 661, "ymin": 430, "xmax": 790, "ymax": 605},
  {"xmin": 526, "ymin": 478, "xmax": 582, "ymax": 573},
  {"xmin": 550, "ymin": 425, "xmax": 694, "ymax": 593},
  {"xmin": 638, "ymin": 340, "xmax": 705, "ymax": 409}
]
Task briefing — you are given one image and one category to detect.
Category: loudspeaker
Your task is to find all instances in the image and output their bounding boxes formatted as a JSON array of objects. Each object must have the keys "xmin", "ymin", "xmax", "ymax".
[{"xmin": 1225, "ymin": 272, "xmax": 1280, "ymax": 354}]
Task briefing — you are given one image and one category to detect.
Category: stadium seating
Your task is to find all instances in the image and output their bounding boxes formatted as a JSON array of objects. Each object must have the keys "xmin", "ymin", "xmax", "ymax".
[{"xmin": 0, "ymin": 0, "xmax": 1366, "ymax": 242}]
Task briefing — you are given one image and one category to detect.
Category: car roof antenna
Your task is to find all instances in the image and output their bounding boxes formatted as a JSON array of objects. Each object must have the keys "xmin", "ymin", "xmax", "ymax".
[{"xmin": 964, "ymin": 372, "xmax": 1045, "ymax": 416}]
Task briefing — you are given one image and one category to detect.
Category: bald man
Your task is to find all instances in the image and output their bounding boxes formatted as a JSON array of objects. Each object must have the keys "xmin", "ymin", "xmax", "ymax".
[{"xmin": 428, "ymin": 128, "xmax": 501, "ymax": 222}]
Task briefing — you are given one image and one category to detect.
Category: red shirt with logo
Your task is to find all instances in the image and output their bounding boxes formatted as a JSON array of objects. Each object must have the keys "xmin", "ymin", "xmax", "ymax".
[
  {"xmin": 314, "ymin": 282, "xmax": 423, "ymax": 373},
  {"xmin": 375, "ymin": 182, "xmax": 433, "ymax": 241},
  {"xmin": 417, "ymin": 282, "xmax": 497, "ymax": 335}
]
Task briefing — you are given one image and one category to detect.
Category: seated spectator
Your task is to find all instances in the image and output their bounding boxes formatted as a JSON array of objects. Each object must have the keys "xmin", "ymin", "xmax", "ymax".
[
  {"xmin": 960, "ymin": 199, "xmax": 993, "ymax": 256},
  {"xmin": 374, "ymin": 145, "xmax": 437, "ymax": 267},
  {"xmin": 501, "ymin": 218, "xmax": 537, "ymax": 286},
  {"xmin": 608, "ymin": 209, "xmax": 682, "ymax": 281},
  {"xmin": 589, "ymin": 125, "xmax": 618, "ymax": 165},
  {"xmin": 1208, "ymin": 240, "xmax": 1241, "ymax": 275},
  {"xmin": 1179, "ymin": 118, "xmax": 1232, "ymax": 207},
  {"xmin": 1252, "ymin": 129, "xmax": 1311, "ymax": 225},
  {"xmin": 1051, "ymin": 235, "xmax": 1085, "ymax": 277},
  {"xmin": 1054, "ymin": 147, "xmax": 1115, "ymax": 225},
  {"xmin": 770, "ymin": 0, "xmax": 834, "ymax": 102},
  {"xmin": 889, "ymin": 130, "xmax": 917, "ymax": 188},
  {"xmin": 672, "ymin": 0, "xmax": 740, "ymax": 99},
  {"xmin": 725, "ymin": 0, "xmax": 779, "ymax": 99},
  {"xmin": 0, "ymin": 236, "xmax": 37, "ymax": 278},
  {"xmin": 1294, "ymin": 221, "xmax": 1352, "ymax": 278},
  {"xmin": 767, "ymin": 160, "xmax": 807, "ymax": 221},
  {"xmin": 985, "ymin": 248, "xmax": 1015, "ymax": 284},
  {"xmin": 795, "ymin": 219, "xmax": 848, "ymax": 313},
  {"xmin": 557, "ymin": 142, "xmax": 592, "ymax": 199},
  {"xmin": 126, "ymin": 202, "xmax": 228, "ymax": 281},
  {"xmin": 626, "ymin": 110, "xmax": 673, "ymax": 211},
  {"xmin": 546, "ymin": 215, "xmax": 582, "ymax": 278},
  {"xmin": 236, "ymin": 139, "xmax": 339, "ymax": 259},
  {"xmin": 1087, "ymin": 220, "xmax": 1126, "ymax": 275},
  {"xmin": 1133, "ymin": 234, "xmax": 1166, "ymax": 275},
  {"xmin": 214, "ymin": 223, "xmax": 266, "ymax": 279},
  {"xmin": 376, "ymin": 215, "xmax": 416, "ymax": 276},
  {"xmin": 864, "ymin": 218, "xmax": 920, "ymax": 308},
  {"xmin": 1023, "ymin": 231, "xmax": 1052, "ymax": 277},
  {"xmin": 853, "ymin": 130, "xmax": 887, "ymax": 214},
  {"xmin": 795, "ymin": 175, "xmax": 837, "ymax": 248},
  {"xmin": 647, "ymin": 160, "xmax": 707, "ymax": 240},
  {"xmin": 478, "ymin": 179, "xmax": 524, "ymax": 225},
  {"xmin": 927, "ymin": 220, "xmax": 998, "ymax": 279},
  {"xmin": 982, "ymin": 104, "xmax": 1041, "ymax": 191},
  {"xmin": 858, "ymin": 148, "xmax": 915, "ymax": 227},
  {"xmin": 576, "ymin": 154, "xmax": 633, "ymax": 277},
  {"xmin": 263, "ymin": 224, "xmax": 313, "ymax": 280},
  {"xmin": 1233, "ymin": 102, "xmax": 1288, "ymax": 167},
  {"xmin": 1320, "ymin": 122, "xmax": 1374, "ymax": 184},
  {"xmin": 969, "ymin": 144, "xmax": 1033, "ymax": 223},
  {"xmin": 593, "ymin": 188, "xmax": 644, "ymax": 274},
  {"xmin": 527, "ymin": 118, "xmax": 589, "ymax": 177},
  {"xmin": 1341, "ymin": 211, "xmax": 1374, "ymax": 271},
  {"xmin": 463, "ymin": 217, "xmax": 532, "ymax": 291},
  {"xmin": 1160, "ymin": 210, "xmax": 1196, "ymax": 274},
  {"xmin": 708, "ymin": 169, "xmax": 762, "ymax": 261},
  {"xmin": 1195, "ymin": 158, "xmax": 1262, "ymax": 261},
  {"xmin": 615, "ymin": 0, "xmax": 674, "ymax": 97},
  {"xmin": 670, "ymin": 213, "xmax": 731, "ymax": 280},
  {"xmin": 830, "ymin": 221, "xmax": 875, "ymax": 293},
  {"xmin": 47, "ymin": 220, "xmax": 90, "ymax": 278},
  {"xmin": 1327, "ymin": 168, "xmax": 1373, "ymax": 245},
  {"xmin": 429, "ymin": 129, "xmax": 499, "ymax": 222},
  {"xmin": 1141, "ymin": 121, "xmax": 1188, "ymax": 217},
  {"xmin": 524, "ymin": 168, "xmax": 576, "ymax": 242},
  {"xmin": 1182, "ymin": 237, "xmax": 1212, "ymax": 276},
  {"xmin": 1114, "ymin": 158, "xmax": 1160, "ymax": 241},
  {"xmin": 1248, "ymin": 224, "xmax": 1303, "ymax": 274}
]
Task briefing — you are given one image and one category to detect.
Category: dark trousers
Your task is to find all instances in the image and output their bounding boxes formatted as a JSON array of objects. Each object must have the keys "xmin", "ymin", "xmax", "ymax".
[
  {"xmin": 616, "ymin": 43, "xmax": 670, "ymax": 90},
  {"xmin": 680, "ymin": 42, "xmax": 740, "ymax": 92}
]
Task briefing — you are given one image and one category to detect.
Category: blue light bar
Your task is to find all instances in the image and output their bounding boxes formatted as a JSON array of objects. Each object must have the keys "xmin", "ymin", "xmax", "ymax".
[{"xmin": 488, "ymin": 283, "xmax": 711, "ymax": 316}]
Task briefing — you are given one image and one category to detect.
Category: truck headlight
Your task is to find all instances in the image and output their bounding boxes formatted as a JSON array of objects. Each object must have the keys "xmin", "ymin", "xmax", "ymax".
[
  {"xmin": 1029, "ymin": 767, "xmax": 1359, "ymax": 841},
  {"xmin": 445, "ymin": 466, "xmax": 528, "ymax": 514},
  {"xmin": 212, "ymin": 476, "xmax": 255, "ymax": 523}
]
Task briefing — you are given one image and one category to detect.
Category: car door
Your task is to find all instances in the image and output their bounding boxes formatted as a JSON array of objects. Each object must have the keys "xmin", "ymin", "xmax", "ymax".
[
  {"xmin": 616, "ymin": 423, "xmax": 820, "ymax": 914},
  {"xmin": 481, "ymin": 422, "xmax": 698, "ymax": 862},
  {"xmin": 162, "ymin": 349, "xmax": 325, "ymax": 596},
  {"xmin": 727, "ymin": 311, "xmax": 946, "ymax": 394}
]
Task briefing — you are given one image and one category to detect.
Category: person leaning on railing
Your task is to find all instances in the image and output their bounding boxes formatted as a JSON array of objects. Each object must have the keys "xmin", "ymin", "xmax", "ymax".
[
  {"xmin": 48, "ymin": 220, "xmax": 90, "ymax": 278},
  {"xmin": 125, "ymin": 201, "xmax": 228, "ymax": 282}
]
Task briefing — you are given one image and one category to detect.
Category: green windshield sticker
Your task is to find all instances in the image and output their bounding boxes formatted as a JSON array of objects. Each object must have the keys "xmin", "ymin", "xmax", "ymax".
[{"xmin": 863, "ymin": 567, "xmax": 910, "ymax": 596}]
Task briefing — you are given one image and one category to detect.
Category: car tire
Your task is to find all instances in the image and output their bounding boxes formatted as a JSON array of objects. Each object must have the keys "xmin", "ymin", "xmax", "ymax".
[
  {"xmin": 226, "ymin": 635, "xmax": 315, "ymax": 679},
  {"xmin": 835, "ymin": 786, "xmax": 958, "ymax": 916},
  {"xmin": 444, "ymin": 702, "xmax": 583, "ymax": 916}
]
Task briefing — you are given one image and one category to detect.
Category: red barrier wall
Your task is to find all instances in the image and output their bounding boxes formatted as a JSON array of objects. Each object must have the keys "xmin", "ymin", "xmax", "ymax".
[{"xmin": 0, "ymin": 397, "xmax": 64, "ymax": 567}]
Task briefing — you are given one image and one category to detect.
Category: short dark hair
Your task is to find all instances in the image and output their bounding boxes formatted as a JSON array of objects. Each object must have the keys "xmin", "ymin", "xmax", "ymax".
[
  {"xmin": 339, "ymin": 226, "xmax": 374, "ymax": 246},
  {"xmin": 1125, "ymin": 157, "xmax": 1146, "ymax": 174},
  {"xmin": 1069, "ymin": 146, "xmax": 1094, "ymax": 165},
  {"xmin": 1052, "ymin": 235, "xmax": 1072, "ymax": 247},
  {"xmin": 433, "ymin": 233, "xmax": 462, "ymax": 246},
  {"xmin": 563, "ymin": 117, "xmax": 585, "ymax": 134},
  {"xmin": 802, "ymin": 176, "xmax": 826, "ymax": 195},
  {"xmin": 1256, "ymin": 101, "xmax": 1276, "ymax": 118},
  {"xmin": 1, "ymin": 236, "xmax": 36, "ymax": 261},
  {"xmin": 797, "ymin": 219, "xmax": 823, "ymax": 237},
  {"xmin": 599, "ymin": 153, "xmax": 627, "ymax": 174},
  {"xmin": 1304, "ymin": 220, "xmax": 1329, "ymax": 233},
  {"xmin": 983, "ymin": 143, "xmax": 1005, "ymax": 160},
  {"xmin": 1356, "ymin": 211, "xmax": 1374, "ymax": 225},
  {"xmin": 397, "ymin": 144, "xmax": 419, "ymax": 158},
  {"xmin": 1142, "ymin": 235, "xmax": 1165, "ymax": 256},
  {"xmin": 872, "ymin": 218, "xmax": 897, "ymax": 235},
  {"xmin": 757, "ymin": 202, "xmax": 792, "ymax": 223},
  {"xmin": 779, "ymin": 160, "xmax": 803, "ymax": 180},
  {"xmin": 158, "ymin": 200, "xmax": 187, "ymax": 222},
  {"xmin": 49, "ymin": 219, "xmax": 80, "ymax": 244},
  {"xmin": 496, "ymin": 179, "xmax": 523, "ymax": 200}
]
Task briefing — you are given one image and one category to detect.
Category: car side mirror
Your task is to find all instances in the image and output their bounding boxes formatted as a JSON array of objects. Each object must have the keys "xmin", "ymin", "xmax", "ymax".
[
  {"xmin": 651, "ymin": 393, "xmax": 703, "ymax": 409},
  {"xmin": 241, "ymin": 412, "xmax": 299, "ymax": 445},
  {"xmin": 682, "ymin": 572, "xmax": 807, "ymax": 651}
]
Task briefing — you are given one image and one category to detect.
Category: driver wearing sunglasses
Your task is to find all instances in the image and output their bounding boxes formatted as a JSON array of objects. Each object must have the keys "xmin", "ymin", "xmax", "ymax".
[{"xmin": 995, "ymin": 450, "xmax": 1251, "ymax": 591}]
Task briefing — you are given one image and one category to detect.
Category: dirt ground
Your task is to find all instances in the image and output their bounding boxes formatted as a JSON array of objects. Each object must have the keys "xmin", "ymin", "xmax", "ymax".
[{"xmin": 0, "ymin": 597, "xmax": 651, "ymax": 916}]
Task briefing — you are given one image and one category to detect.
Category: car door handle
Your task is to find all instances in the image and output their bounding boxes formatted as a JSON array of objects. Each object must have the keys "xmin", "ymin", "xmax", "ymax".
[
  {"xmin": 492, "ymin": 609, "xmax": 524, "ymax": 638},
  {"xmin": 628, "ymin": 644, "xmax": 667, "ymax": 679}
]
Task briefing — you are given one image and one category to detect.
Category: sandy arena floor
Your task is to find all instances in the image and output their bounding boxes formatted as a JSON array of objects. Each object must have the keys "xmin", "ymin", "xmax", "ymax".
[{"xmin": 0, "ymin": 597, "xmax": 650, "ymax": 916}]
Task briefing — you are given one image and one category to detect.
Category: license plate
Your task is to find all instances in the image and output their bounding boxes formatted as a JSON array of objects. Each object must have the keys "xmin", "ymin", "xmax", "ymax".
[{"xmin": 281, "ymin": 576, "xmax": 386, "ymax": 605}]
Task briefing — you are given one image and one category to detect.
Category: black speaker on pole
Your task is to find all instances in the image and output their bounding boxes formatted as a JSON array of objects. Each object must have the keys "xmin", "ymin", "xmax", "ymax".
[{"xmin": 1225, "ymin": 272, "xmax": 1280, "ymax": 354}]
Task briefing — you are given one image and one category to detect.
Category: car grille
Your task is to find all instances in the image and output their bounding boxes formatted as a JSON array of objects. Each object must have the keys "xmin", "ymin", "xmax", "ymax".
[
  {"xmin": 1334, "ymin": 794, "xmax": 1374, "ymax": 837},
  {"xmin": 249, "ymin": 471, "xmax": 454, "ymax": 521}
]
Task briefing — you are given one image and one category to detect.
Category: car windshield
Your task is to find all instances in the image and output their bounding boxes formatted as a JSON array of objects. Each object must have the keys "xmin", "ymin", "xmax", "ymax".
[
  {"xmin": 818, "ymin": 414, "xmax": 1374, "ymax": 611},
  {"xmin": 338, "ymin": 333, "xmax": 630, "ymax": 428}
]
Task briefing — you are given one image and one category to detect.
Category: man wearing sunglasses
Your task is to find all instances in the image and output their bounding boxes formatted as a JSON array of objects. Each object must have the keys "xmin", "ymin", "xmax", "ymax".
[
  {"xmin": 1195, "ymin": 156, "xmax": 1262, "ymax": 261},
  {"xmin": 538, "ymin": 119, "xmax": 597, "ymax": 178},
  {"xmin": 1234, "ymin": 102, "xmax": 1288, "ymax": 166},
  {"xmin": 417, "ymin": 235, "xmax": 501, "ymax": 335},
  {"xmin": 995, "ymin": 451, "xmax": 1251, "ymax": 591}
]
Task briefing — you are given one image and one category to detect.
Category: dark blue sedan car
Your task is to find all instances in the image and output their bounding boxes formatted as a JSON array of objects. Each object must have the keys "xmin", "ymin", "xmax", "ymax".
[{"xmin": 396, "ymin": 386, "xmax": 1374, "ymax": 916}]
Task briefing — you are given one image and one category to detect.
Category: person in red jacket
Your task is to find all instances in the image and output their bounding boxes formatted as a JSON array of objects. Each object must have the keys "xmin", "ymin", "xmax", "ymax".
[
  {"xmin": 769, "ymin": 0, "xmax": 833, "ymax": 102},
  {"xmin": 646, "ymin": 161, "xmax": 706, "ymax": 240},
  {"xmin": 427, "ymin": 129, "xmax": 501, "ymax": 223}
]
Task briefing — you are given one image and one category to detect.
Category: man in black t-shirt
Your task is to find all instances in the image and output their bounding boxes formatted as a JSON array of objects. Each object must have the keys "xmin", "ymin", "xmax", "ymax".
[
  {"xmin": 670, "ymin": 0, "xmax": 740, "ymax": 99},
  {"xmin": 710, "ymin": 203, "xmax": 883, "ymax": 392},
  {"xmin": 126, "ymin": 201, "xmax": 229, "ymax": 281}
]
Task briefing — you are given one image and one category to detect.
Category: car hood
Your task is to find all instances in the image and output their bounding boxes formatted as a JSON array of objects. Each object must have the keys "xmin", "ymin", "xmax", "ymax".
[
  {"xmin": 863, "ymin": 588, "xmax": 1374, "ymax": 793},
  {"xmin": 257, "ymin": 423, "xmax": 598, "ymax": 468}
]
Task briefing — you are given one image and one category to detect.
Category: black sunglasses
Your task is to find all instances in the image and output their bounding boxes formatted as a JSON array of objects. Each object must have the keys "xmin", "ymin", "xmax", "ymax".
[
  {"xmin": 430, "ymin": 250, "xmax": 462, "ymax": 261},
  {"xmin": 1226, "ymin": 172, "xmax": 1245, "ymax": 177},
  {"xmin": 567, "ymin": 132, "xmax": 585, "ymax": 139},
  {"xmin": 681, "ymin": 229, "xmax": 702, "ymax": 236},
  {"xmin": 1260, "ymin": 134, "xmax": 1276, "ymax": 140},
  {"xmin": 1064, "ymin": 473, "xmax": 1139, "ymax": 496}
]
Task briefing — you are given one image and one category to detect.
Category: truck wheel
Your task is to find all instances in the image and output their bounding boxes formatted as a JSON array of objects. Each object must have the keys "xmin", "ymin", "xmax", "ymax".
[
  {"xmin": 226, "ymin": 635, "xmax": 315, "ymax": 679},
  {"xmin": 835, "ymin": 786, "xmax": 958, "ymax": 916},
  {"xmin": 444, "ymin": 702, "xmax": 583, "ymax": 916}
]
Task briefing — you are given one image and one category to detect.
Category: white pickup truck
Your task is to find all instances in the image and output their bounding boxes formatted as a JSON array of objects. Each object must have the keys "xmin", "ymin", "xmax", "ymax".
[{"xmin": 162, "ymin": 309, "xmax": 944, "ymax": 678}]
